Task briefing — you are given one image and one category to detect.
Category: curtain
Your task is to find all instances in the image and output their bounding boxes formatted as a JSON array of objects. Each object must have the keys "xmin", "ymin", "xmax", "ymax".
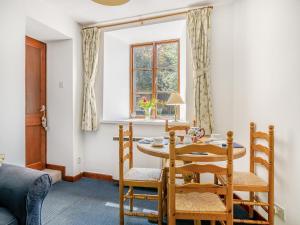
[
  {"xmin": 81, "ymin": 28, "xmax": 101, "ymax": 131},
  {"xmin": 187, "ymin": 7, "xmax": 214, "ymax": 134}
]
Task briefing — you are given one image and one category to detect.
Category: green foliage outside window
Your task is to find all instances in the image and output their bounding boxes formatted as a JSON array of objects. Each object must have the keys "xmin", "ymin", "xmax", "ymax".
[{"xmin": 132, "ymin": 40, "xmax": 179, "ymax": 118}]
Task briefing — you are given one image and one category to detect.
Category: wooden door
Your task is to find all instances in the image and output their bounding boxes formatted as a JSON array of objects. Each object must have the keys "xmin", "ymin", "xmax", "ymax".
[{"xmin": 25, "ymin": 36, "xmax": 47, "ymax": 170}]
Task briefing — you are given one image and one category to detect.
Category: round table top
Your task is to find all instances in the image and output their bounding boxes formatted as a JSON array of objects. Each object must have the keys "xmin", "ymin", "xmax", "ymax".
[{"xmin": 136, "ymin": 143, "xmax": 246, "ymax": 162}]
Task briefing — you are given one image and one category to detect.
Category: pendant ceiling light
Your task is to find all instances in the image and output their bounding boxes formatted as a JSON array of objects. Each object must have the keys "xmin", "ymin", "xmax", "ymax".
[{"xmin": 92, "ymin": 0, "xmax": 129, "ymax": 6}]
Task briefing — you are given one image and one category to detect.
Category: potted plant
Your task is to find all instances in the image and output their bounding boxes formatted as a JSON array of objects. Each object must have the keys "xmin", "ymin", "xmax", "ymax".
[{"xmin": 138, "ymin": 97, "xmax": 157, "ymax": 120}]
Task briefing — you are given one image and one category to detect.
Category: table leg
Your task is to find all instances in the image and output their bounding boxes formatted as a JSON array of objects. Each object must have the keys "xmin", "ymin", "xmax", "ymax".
[{"xmin": 194, "ymin": 220, "xmax": 202, "ymax": 225}]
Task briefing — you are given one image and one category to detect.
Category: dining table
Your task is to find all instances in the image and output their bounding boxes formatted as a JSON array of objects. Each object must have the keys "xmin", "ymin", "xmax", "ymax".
[
  {"xmin": 136, "ymin": 138, "xmax": 246, "ymax": 162},
  {"xmin": 113, "ymin": 135, "xmax": 247, "ymax": 162}
]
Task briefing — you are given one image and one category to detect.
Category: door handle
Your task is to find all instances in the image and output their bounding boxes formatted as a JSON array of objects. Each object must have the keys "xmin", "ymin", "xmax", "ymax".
[{"xmin": 40, "ymin": 105, "xmax": 48, "ymax": 131}]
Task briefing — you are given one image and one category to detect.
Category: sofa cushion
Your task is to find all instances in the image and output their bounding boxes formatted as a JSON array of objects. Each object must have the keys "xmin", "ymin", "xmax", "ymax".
[{"xmin": 0, "ymin": 207, "xmax": 18, "ymax": 225}]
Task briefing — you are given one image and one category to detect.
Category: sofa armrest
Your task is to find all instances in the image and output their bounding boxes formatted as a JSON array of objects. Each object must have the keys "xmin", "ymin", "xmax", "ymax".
[{"xmin": 0, "ymin": 164, "xmax": 52, "ymax": 225}]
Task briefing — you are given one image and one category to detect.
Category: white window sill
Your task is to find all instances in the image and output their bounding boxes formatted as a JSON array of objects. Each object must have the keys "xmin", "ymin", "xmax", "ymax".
[{"xmin": 100, "ymin": 118, "xmax": 189, "ymax": 126}]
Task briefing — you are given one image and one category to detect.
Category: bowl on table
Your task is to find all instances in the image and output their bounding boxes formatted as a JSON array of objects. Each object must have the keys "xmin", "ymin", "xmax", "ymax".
[{"xmin": 152, "ymin": 137, "xmax": 164, "ymax": 147}]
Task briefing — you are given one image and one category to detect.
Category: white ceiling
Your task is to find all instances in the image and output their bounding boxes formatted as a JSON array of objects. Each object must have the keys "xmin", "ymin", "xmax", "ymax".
[
  {"xmin": 26, "ymin": 17, "xmax": 70, "ymax": 42},
  {"xmin": 42, "ymin": 0, "xmax": 220, "ymax": 25}
]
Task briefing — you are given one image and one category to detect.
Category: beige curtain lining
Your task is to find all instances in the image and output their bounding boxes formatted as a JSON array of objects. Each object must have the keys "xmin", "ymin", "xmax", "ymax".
[
  {"xmin": 81, "ymin": 27, "xmax": 101, "ymax": 131},
  {"xmin": 187, "ymin": 7, "xmax": 214, "ymax": 134}
]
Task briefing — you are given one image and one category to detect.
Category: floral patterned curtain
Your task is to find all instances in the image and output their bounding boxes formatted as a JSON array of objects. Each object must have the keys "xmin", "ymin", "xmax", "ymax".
[
  {"xmin": 81, "ymin": 28, "xmax": 100, "ymax": 131},
  {"xmin": 187, "ymin": 7, "xmax": 214, "ymax": 134}
]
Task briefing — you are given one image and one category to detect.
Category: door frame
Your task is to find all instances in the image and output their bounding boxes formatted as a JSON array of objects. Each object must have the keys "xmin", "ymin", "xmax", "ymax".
[{"xmin": 25, "ymin": 36, "xmax": 47, "ymax": 170}]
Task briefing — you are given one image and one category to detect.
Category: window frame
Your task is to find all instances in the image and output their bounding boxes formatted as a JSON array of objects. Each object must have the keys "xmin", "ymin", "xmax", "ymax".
[{"xmin": 129, "ymin": 39, "xmax": 180, "ymax": 119}]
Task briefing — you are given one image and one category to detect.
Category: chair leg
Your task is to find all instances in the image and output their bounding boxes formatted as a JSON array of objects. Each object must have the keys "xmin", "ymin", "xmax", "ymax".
[
  {"xmin": 158, "ymin": 185, "xmax": 163, "ymax": 225},
  {"xmin": 129, "ymin": 187, "xmax": 134, "ymax": 212},
  {"xmin": 119, "ymin": 184, "xmax": 124, "ymax": 225},
  {"xmin": 168, "ymin": 215, "xmax": 176, "ymax": 225},
  {"xmin": 268, "ymin": 191, "xmax": 274, "ymax": 225},
  {"xmin": 163, "ymin": 168, "xmax": 168, "ymax": 218},
  {"xmin": 228, "ymin": 211, "xmax": 233, "ymax": 225},
  {"xmin": 168, "ymin": 185, "xmax": 175, "ymax": 225},
  {"xmin": 249, "ymin": 192, "xmax": 254, "ymax": 218}
]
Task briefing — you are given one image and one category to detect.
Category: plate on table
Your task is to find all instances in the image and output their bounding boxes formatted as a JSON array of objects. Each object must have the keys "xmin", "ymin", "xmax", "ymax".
[{"xmin": 151, "ymin": 143, "xmax": 164, "ymax": 148}]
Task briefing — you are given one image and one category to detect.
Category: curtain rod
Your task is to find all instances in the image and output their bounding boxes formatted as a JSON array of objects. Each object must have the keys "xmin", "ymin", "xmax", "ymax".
[{"xmin": 82, "ymin": 5, "xmax": 213, "ymax": 30}]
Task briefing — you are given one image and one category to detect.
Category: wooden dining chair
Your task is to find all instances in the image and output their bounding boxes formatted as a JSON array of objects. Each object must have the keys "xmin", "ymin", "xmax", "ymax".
[
  {"xmin": 216, "ymin": 122, "xmax": 274, "ymax": 225},
  {"xmin": 168, "ymin": 130, "xmax": 234, "ymax": 225},
  {"xmin": 165, "ymin": 119, "xmax": 192, "ymax": 134},
  {"xmin": 119, "ymin": 122, "xmax": 164, "ymax": 225},
  {"xmin": 164, "ymin": 119, "xmax": 191, "ymax": 167},
  {"xmin": 164, "ymin": 119, "xmax": 197, "ymax": 169}
]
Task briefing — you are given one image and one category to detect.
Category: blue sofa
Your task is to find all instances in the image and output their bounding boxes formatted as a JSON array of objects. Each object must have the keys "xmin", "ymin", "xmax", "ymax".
[{"xmin": 0, "ymin": 164, "xmax": 52, "ymax": 225}]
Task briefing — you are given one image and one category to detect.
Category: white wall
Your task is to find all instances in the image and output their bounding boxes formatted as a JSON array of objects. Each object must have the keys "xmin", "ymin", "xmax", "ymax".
[
  {"xmin": 103, "ymin": 34, "xmax": 130, "ymax": 121},
  {"xmin": 0, "ymin": 0, "xmax": 26, "ymax": 166},
  {"xmin": 82, "ymin": 123, "xmax": 163, "ymax": 179},
  {"xmin": 0, "ymin": 0, "xmax": 82, "ymax": 176},
  {"xmin": 83, "ymin": 4, "xmax": 235, "ymax": 178},
  {"xmin": 73, "ymin": 26, "xmax": 84, "ymax": 176},
  {"xmin": 210, "ymin": 4, "xmax": 234, "ymax": 133},
  {"xmin": 47, "ymin": 40, "xmax": 75, "ymax": 176},
  {"xmin": 233, "ymin": 0, "xmax": 300, "ymax": 224}
]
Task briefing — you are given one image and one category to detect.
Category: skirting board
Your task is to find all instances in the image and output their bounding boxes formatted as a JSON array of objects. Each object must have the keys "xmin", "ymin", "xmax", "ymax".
[
  {"xmin": 46, "ymin": 164, "xmax": 113, "ymax": 182},
  {"xmin": 82, "ymin": 171, "xmax": 113, "ymax": 182}
]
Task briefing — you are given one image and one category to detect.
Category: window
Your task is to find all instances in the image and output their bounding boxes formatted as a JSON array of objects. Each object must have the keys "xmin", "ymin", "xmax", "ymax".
[{"xmin": 130, "ymin": 39, "xmax": 180, "ymax": 119}]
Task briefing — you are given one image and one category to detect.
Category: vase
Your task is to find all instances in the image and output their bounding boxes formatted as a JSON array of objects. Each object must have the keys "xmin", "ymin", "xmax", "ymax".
[{"xmin": 144, "ymin": 108, "xmax": 152, "ymax": 120}]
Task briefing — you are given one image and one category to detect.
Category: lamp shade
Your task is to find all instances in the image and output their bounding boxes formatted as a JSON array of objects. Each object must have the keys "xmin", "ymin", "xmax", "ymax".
[
  {"xmin": 92, "ymin": 0, "xmax": 129, "ymax": 6},
  {"xmin": 166, "ymin": 93, "xmax": 184, "ymax": 105}
]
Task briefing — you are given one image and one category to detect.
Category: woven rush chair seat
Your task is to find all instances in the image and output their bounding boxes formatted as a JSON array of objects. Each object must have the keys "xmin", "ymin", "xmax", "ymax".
[
  {"xmin": 176, "ymin": 192, "xmax": 226, "ymax": 212},
  {"xmin": 124, "ymin": 168, "xmax": 162, "ymax": 181},
  {"xmin": 218, "ymin": 171, "xmax": 268, "ymax": 192}
]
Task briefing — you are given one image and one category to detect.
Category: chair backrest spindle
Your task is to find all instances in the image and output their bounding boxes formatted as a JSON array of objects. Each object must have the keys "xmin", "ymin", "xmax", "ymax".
[
  {"xmin": 226, "ymin": 131, "xmax": 233, "ymax": 215},
  {"xmin": 169, "ymin": 131, "xmax": 176, "ymax": 219},
  {"xmin": 129, "ymin": 122, "xmax": 133, "ymax": 169},
  {"xmin": 268, "ymin": 125, "xmax": 275, "ymax": 213},
  {"xmin": 119, "ymin": 122, "xmax": 133, "ymax": 181},
  {"xmin": 250, "ymin": 122, "xmax": 255, "ymax": 173}
]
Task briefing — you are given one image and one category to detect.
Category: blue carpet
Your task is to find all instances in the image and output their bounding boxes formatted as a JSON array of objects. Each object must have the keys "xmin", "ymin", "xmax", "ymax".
[{"xmin": 42, "ymin": 178, "xmax": 250, "ymax": 225}]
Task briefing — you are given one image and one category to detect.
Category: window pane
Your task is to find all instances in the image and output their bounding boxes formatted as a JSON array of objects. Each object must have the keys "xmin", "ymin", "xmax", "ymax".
[
  {"xmin": 157, "ymin": 69, "xmax": 178, "ymax": 92},
  {"xmin": 156, "ymin": 92, "xmax": 175, "ymax": 117},
  {"xmin": 133, "ymin": 46, "xmax": 153, "ymax": 69},
  {"xmin": 157, "ymin": 42, "xmax": 178, "ymax": 69},
  {"xmin": 131, "ymin": 41, "xmax": 179, "ymax": 119},
  {"xmin": 134, "ymin": 93, "xmax": 152, "ymax": 116},
  {"xmin": 134, "ymin": 70, "xmax": 152, "ymax": 92}
]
